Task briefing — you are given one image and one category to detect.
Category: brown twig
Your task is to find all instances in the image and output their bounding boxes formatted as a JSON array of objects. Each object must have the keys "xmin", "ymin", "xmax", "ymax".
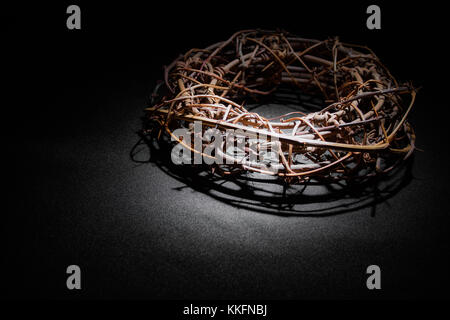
[{"xmin": 145, "ymin": 30, "xmax": 416, "ymax": 183}]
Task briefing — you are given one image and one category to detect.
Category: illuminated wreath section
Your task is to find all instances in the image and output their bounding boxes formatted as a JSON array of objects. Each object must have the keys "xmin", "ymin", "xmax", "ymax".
[{"xmin": 145, "ymin": 29, "xmax": 416, "ymax": 183}]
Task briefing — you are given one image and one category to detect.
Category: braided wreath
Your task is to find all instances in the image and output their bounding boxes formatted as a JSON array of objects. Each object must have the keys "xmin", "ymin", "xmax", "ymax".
[{"xmin": 145, "ymin": 29, "xmax": 416, "ymax": 184}]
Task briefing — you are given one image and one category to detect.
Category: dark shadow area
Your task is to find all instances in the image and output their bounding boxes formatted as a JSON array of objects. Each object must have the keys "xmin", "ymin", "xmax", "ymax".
[{"xmin": 130, "ymin": 123, "xmax": 414, "ymax": 218}]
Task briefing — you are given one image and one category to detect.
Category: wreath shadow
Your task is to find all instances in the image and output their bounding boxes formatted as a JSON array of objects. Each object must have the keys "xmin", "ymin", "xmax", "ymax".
[
  {"xmin": 129, "ymin": 126, "xmax": 414, "ymax": 217},
  {"xmin": 131, "ymin": 87, "xmax": 415, "ymax": 217}
]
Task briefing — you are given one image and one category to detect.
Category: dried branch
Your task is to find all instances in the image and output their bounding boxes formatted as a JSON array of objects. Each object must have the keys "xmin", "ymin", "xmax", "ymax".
[{"xmin": 145, "ymin": 29, "xmax": 417, "ymax": 183}]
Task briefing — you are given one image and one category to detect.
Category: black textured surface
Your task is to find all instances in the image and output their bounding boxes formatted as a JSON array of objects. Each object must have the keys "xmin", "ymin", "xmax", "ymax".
[{"xmin": 3, "ymin": 1, "xmax": 450, "ymax": 300}]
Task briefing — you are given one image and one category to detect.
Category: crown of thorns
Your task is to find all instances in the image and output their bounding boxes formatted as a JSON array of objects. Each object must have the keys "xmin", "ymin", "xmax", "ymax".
[{"xmin": 145, "ymin": 29, "xmax": 416, "ymax": 183}]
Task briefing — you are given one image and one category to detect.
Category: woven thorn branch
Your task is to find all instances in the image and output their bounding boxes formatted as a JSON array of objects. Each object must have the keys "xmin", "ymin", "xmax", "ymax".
[{"xmin": 145, "ymin": 29, "xmax": 417, "ymax": 184}]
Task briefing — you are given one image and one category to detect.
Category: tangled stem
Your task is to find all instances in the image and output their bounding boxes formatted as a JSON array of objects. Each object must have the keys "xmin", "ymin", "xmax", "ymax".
[{"xmin": 145, "ymin": 29, "xmax": 416, "ymax": 184}]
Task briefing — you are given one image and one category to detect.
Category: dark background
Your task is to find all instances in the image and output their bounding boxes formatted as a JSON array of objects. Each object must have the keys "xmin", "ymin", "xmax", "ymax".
[{"xmin": 2, "ymin": 1, "xmax": 450, "ymax": 301}]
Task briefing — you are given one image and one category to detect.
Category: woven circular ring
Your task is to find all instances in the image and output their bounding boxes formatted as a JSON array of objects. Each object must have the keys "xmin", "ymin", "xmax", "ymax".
[{"xmin": 145, "ymin": 29, "xmax": 416, "ymax": 184}]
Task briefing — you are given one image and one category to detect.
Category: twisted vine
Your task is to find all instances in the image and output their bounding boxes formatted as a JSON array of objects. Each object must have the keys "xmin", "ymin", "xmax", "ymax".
[{"xmin": 145, "ymin": 29, "xmax": 416, "ymax": 184}]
